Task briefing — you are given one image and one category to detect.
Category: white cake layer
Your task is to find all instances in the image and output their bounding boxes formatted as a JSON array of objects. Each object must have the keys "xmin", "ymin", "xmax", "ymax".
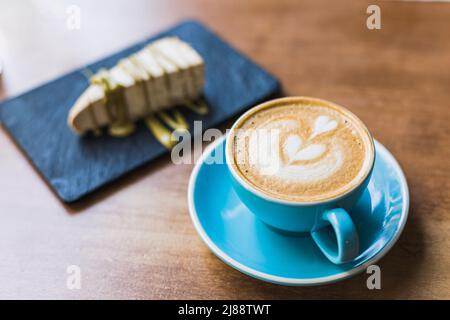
[{"xmin": 68, "ymin": 37, "xmax": 204, "ymax": 134}]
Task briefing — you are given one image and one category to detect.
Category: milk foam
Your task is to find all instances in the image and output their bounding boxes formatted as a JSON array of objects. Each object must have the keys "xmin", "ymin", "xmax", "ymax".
[{"xmin": 231, "ymin": 101, "xmax": 373, "ymax": 202}]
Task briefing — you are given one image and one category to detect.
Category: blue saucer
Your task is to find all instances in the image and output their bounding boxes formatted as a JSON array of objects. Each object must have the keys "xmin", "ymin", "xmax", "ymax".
[{"xmin": 188, "ymin": 136, "xmax": 409, "ymax": 285}]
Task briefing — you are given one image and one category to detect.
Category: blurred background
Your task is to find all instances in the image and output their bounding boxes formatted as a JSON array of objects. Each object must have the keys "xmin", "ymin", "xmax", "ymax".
[{"xmin": 0, "ymin": 0, "xmax": 449, "ymax": 299}]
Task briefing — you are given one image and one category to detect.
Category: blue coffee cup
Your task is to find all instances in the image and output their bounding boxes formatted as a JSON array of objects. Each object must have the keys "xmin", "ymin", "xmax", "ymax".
[{"xmin": 225, "ymin": 97, "xmax": 375, "ymax": 264}]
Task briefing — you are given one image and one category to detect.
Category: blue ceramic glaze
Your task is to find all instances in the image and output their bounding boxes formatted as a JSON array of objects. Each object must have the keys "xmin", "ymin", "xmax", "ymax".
[{"xmin": 188, "ymin": 136, "xmax": 409, "ymax": 285}]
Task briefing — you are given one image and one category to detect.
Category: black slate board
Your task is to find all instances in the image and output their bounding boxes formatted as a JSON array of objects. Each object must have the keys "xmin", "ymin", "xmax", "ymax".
[{"xmin": 0, "ymin": 20, "xmax": 280, "ymax": 203}]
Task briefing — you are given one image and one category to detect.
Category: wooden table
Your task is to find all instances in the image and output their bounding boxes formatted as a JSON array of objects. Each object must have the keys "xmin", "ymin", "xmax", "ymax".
[{"xmin": 0, "ymin": 0, "xmax": 449, "ymax": 299}]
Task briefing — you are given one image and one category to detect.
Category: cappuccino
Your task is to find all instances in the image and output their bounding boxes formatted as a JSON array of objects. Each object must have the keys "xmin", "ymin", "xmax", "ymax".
[{"xmin": 227, "ymin": 97, "xmax": 374, "ymax": 202}]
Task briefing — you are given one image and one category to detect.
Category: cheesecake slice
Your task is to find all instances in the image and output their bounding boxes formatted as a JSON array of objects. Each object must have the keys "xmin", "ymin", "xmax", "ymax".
[{"xmin": 68, "ymin": 37, "xmax": 204, "ymax": 136}]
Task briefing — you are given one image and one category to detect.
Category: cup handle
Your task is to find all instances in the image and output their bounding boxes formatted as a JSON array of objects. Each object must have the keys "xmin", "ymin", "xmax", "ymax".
[{"xmin": 311, "ymin": 208, "xmax": 359, "ymax": 264}]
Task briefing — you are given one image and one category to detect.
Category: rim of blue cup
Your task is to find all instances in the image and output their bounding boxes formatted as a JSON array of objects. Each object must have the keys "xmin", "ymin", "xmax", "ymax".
[{"xmin": 225, "ymin": 96, "xmax": 376, "ymax": 206}]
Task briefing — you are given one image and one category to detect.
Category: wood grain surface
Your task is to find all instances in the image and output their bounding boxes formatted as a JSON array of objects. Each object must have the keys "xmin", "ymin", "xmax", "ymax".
[{"xmin": 0, "ymin": 0, "xmax": 449, "ymax": 299}]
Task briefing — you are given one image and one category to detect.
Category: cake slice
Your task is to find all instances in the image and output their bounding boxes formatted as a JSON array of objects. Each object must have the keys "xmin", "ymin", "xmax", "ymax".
[
  {"xmin": 68, "ymin": 37, "xmax": 204, "ymax": 136},
  {"xmin": 152, "ymin": 38, "xmax": 196, "ymax": 99}
]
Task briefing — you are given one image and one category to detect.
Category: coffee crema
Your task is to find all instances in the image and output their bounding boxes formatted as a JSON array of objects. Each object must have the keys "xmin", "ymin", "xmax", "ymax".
[{"xmin": 227, "ymin": 97, "xmax": 374, "ymax": 202}]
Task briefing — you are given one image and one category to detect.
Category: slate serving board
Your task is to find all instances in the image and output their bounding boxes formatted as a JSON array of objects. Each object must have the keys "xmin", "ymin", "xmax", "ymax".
[{"xmin": 0, "ymin": 20, "xmax": 280, "ymax": 203}]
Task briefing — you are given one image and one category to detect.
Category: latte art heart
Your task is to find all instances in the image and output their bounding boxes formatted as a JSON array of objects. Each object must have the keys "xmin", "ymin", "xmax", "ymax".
[
  {"xmin": 311, "ymin": 115, "xmax": 338, "ymax": 138},
  {"xmin": 248, "ymin": 120, "xmax": 341, "ymax": 182},
  {"xmin": 230, "ymin": 99, "xmax": 373, "ymax": 202},
  {"xmin": 283, "ymin": 134, "xmax": 328, "ymax": 163},
  {"xmin": 288, "ymin": 143, "xmax": 326, "ymax": 162}
]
